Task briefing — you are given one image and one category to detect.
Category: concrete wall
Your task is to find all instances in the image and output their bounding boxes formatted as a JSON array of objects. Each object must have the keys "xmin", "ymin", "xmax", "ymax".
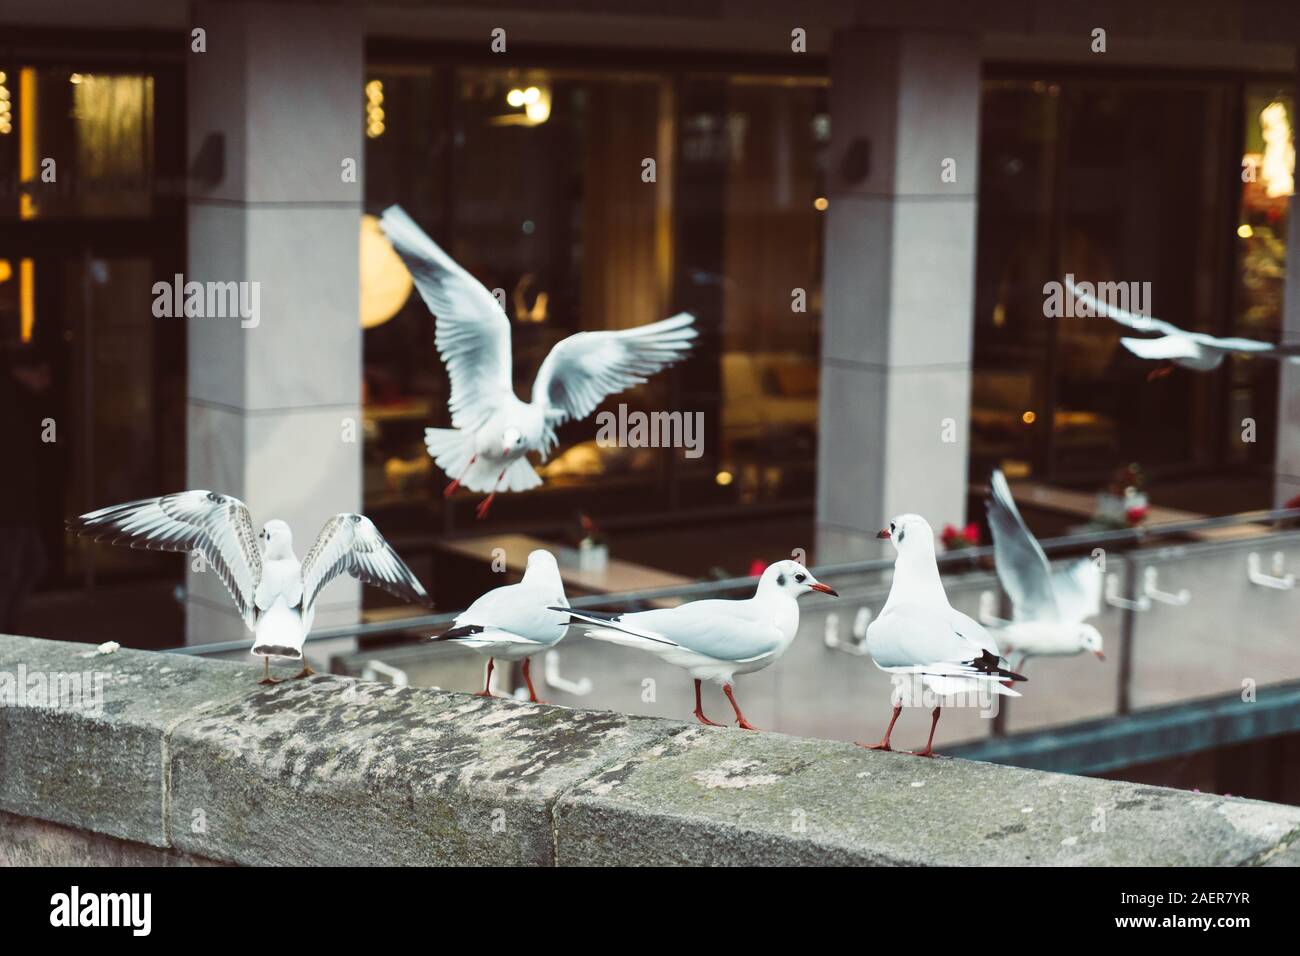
[{"xmin": 2, "ymin": 633, "xmax": 1298, "ymax": 865}]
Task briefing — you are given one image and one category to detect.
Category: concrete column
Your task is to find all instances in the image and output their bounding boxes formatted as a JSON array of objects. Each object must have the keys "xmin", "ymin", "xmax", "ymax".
[
  {"xmin": 816, "ymin": 29, "xmax": 981, "ymax": 563},
  {"xmin": 184, "ymin": 2, "xmax": 364, "ymax": 657}
]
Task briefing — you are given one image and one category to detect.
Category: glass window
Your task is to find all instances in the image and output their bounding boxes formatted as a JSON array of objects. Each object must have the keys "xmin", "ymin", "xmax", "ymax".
[{"xmin": 362, "ymin": 61, "xmax": 826, "ymax": 534}]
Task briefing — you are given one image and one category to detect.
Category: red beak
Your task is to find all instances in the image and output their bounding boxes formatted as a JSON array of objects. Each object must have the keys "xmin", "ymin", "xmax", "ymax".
[
  {"xmin": 1094, "ymin": 650, "xmax": 1106, "ymax": 661},
  {"xmin": 809, "ymin": 582, "xmax": 838, "ymax": 597},
  {"xmin": 876, "ymin": 529, "xmax": 891, "ymax": 539}
]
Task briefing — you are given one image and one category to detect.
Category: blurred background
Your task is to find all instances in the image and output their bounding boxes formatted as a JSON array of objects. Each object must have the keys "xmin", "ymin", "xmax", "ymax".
[{"xmin": 2, "ymin": 1, "xmax": 1299, "ymax": 805}]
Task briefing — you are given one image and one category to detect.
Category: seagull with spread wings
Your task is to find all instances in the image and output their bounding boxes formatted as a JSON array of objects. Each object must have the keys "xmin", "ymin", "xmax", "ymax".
[
  {"xmin": 1065, "ymin": 276, "xmax": 1300, "ymax": 371},
  {"xmin": 69, "ymin": 491, "xmax": 431, "ymax": 684},
  {"xmin": 379, "ymin": 205, "xmax": 698, "ymax": 518},
  {"xmin": 985, "ymin": 469, "xmax": 1104, "ymax": 671}
]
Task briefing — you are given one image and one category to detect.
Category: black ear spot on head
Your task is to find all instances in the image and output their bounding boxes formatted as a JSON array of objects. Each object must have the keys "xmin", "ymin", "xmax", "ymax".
[
  {"xmin": 777, "ymin": 573, "xmax": 787, "ymax": 586},
  {"xmin": 897, "ymin": 527, "xmax": 906, "ymax": 544}
]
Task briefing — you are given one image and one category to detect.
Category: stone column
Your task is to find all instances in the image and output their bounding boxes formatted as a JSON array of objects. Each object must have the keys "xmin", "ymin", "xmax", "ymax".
[
  {"xmin": 816, "ymin": 29, "xmax": 981, "ymax": 562},
  {"xmin": 184, "ymin": 2, "xmax": 364, "ymax": 657}
]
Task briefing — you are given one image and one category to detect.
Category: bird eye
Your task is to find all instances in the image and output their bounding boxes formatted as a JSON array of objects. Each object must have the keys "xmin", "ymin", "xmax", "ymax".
[
  {"xmin": 890, "ymin": 522, "xmax": 896, "ymax": 532},
  {"xmin": 794, "ymin": 572, "xmax": 806, "ymax": 583}
]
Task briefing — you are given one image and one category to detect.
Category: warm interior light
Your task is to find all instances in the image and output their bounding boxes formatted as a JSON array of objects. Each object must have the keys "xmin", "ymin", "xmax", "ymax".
[
  {"xmin": 365, "ymin": 79, "xmax": 385, "ymax": 139},
  {"xmin": 359, "ymin": 214, "xmax": 413, "ymax": 329},
  {"xmin": 19, "ymin": 68, "xmax": 36, "ymax": 219},
  {"xmin": 0, "ymin": 260, "xmax": 11, "ymax": 284},
  {"xmin": 1238, "ymin": 224, "xmax": 1254, "ymax": 239},
  {"xmin": 1022, "ymin": 410, "xmax": 1036, "ymax": 425},
  {"xmin": 1260, "ymin": 101, "xmax": 1295, "ymax": 199},
  {"xmin": 506, "ymin": 88, "xmax": 525, "ymax": 108},
  {"xmin": 813, "ymin": 196, "xmax": 829, "ymax": 211},
  {"xmin": 522, "ymin": 86, "xmax": 540, "ymax": 105},
  {"xmin": 19, "ymin": 258, "xmax": 35, "ymax": 343},
  {"xmin": 715, "ymin": 470, "xmax": 734, "ymax": 486}
]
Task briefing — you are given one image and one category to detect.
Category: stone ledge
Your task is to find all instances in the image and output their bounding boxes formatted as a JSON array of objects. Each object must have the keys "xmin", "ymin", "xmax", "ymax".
[{"xmin": 2, "ymin": 633, "xmax": 1299, "ymax": 866}]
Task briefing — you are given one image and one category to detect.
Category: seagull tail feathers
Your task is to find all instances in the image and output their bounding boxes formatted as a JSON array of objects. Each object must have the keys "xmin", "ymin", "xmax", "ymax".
[{"xmin": 552, "ymin": 607, "xmax": 679, "ymax": 648}]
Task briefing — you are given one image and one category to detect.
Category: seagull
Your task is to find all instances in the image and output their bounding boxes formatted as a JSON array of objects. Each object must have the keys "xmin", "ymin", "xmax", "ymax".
[
  {"xmin": 1065, "ymin": 276, "xmax": 1300, "ymax": 371},
  {"xmin": 379, "ymin": 205, "xmax": 698, "ymax": 518},
  {"xmin": 863, "ymin": 514, "xmax": 1025, "ymax": 757},
  {"xmin": 69, "ymin": 491, "xmax": 431, "ymax": 684},
  {"xmin": 985, "ymin": 469, "xmax": 1104, "ymax": 671},
  {"xmin": 556, "ymin": 560, "xmax": 837, "ymax": 729},
  {"xmin": 429, "ymin": 549, "xmax": 569, "ymax": 702}
]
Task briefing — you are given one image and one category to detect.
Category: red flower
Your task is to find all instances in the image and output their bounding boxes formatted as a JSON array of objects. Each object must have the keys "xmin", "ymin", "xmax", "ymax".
[
  {"xmin": 1125, "ymin": 505, "xmax": 1148, "ymax": 525},
  {"xmin": 748, "ymin": 559, "xmax": 768, "ymax": 577},
  {"xmin": 962, "ymin": 522, "xmax": 980, "ymax": 545}
]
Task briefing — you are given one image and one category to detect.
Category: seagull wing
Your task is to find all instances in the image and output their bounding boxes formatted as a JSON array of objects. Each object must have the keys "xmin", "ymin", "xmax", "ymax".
[
  {"xmin": 1050, "ymin": 558, "xmax": 1102, "ymax": 624},
  {"xmin": 1119, "ymin": 335, "xmax": 1208, "ymax": 361},
  {"xmin": 301, "ymin": 514, "xmax": 431, "ymax": 610},
  {"xmin": 530, "ymin": 312, "xmax": 697, "ymax": 453},
  {"xmin": 1065, "ymin": 277, "xmax": 1183, "ymax": 337},
  {"xmin": 867, "ymin": 605, "xmax": 1012, "ymax": 680},
  {"xmin": 985, "ymin": 469, "xmax": 1060, "ymax": 621},
  {"xmin": 70, "ymin": 491, "xmax": 262, "ymax": 629},
  {"xmin": 626, "ymin": 601, "xmax": 785, "ymax": 662},
  {"xmin": 379, "ymin": 205, "xmax": 514, "ymax": 430},
  {"xmin": 452, "ymin": 580, "xmax": 568, "ymax": 645}
]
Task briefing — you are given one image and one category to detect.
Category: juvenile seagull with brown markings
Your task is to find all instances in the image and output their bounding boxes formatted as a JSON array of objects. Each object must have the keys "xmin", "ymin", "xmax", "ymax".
[{"xmin": 70, "ymin": 491, "xmax": 431, "ymax": 684}]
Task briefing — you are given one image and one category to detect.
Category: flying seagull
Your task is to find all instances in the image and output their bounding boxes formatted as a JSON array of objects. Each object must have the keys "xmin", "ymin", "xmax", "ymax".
[
  {"xmin": 379, "ymin": 205, "xmax": 698, "ymax": 518},
  {"xmin": 864, "ymin": 514, "xmax": 1025, "ymax": 757},
  {"xmin": 985, "ymin": 469, "xmax": 1104, "ymax": 671},
  {"xmin": 69, "ymin": 491, "xmax": 431, "ymax": 684},
  {"xmin": 429, "ymin": 549, "xmax": 569, "ymax": 702},
  {"xmin": 1065, "ymin": 276, "xmax": 1300, "ymax": 371},
  {"xmin": 556, "ymin": 560, "xmax": 837, "ymax": 729}
]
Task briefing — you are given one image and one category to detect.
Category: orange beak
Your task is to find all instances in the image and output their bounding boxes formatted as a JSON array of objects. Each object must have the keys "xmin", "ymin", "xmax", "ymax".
[
  {"xmin": 876, "ymin": 529, "xmax": 891, "ymax": 539},
  {"xmin": 809, "ymin": 582, "xmax": 838, "ymax": 597}
]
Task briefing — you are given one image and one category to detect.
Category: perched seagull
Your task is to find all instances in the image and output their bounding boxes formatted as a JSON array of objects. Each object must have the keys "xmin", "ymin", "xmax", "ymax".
[
  {"xmin": 429, "ymin": 549, "xmax": 569, "ymax": 702},
  {"xmin": 379, "ymin": 205, "xmax": 698, "ymax": 518},
  {"xmin": 556, "ymin": 560, "xmax": 837, "ymax": 729},
  {"xmin": 985, "ymin": 469, "xmax": 1104, "ymax": 672},
  {"xmin": 864, "ymin": 514, "xmax": 1025, "ymax": 757},
  {"xmin": 69, "ymin": 491, "xmax": 431, "ymax": 684},
  {"xmin": 1065, "ymin": 276, "xmax": 1300, "ymax": 371}
]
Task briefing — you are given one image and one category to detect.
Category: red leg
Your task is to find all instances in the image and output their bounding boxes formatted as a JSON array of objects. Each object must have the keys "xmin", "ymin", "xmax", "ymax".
[
  {"xmin": 522, "ymin": 657, "xmax": 546, "ymax": 704},
  {"xmin": 857, "ymin": 704, "xmax": 901, "ymax": 751},
  {"xmin": 910, "ymin": 706, "xmax": 941, "ymax": 758},
  {"xmin": 693, "ymin": 679, "xmax": 722, "ymax": 726},
  {"xmin": 443, "ymin": 455, "xmax": 477, "ymax": 498},
  {"xmin": 723, "ymin": 683, "xmax": 758, "ymax": 730},
  {"xmin": 475, "ymin": 468, "xmax": 507, "ymax": 519},
  {"xmin": 474, "ymin": 657, "xmax": 495, "ymax": 698}
]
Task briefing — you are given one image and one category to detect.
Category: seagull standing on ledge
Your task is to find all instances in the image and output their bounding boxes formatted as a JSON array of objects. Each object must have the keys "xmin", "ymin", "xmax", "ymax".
[
  {"xmin": 557, "ymin": 560, "xmax": 837, "ymax": 729},
  {"xmin": 864, "ymin": 514, "xmax": 1025, "ymax": 757},
  {"xmin": 379, "ymin": 205, "xmax": 698, "ymax": 518},
  {"xmin": 70, "ymin": 492, "xmax": 431, "ymax": 684},
  {"xmin": 985, "ymin": 469, "xmax": 1104, "ymax": 672},
  {"xmin": 429, "ymin": 549, "xmax": 569, "ymax": 702}
]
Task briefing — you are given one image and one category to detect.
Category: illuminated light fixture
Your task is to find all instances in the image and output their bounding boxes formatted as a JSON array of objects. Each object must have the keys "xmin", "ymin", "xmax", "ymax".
[
  {"xmin": 19, "ymin": 258, "xmax": 35, "ymax": 343},
  {"xmin": 813, "ymin": 196, "xmax": 829, "ymax": 211},
  {"xmin": 0, "ymin": 259, "xmax": 11, "ymax": 283},
  {"xmin": 69, "ymin": 72, "xmax": 83, "ymax": 84},
  {"xmin": 19, "ymin": 68, "xmax": 36, "ymax": 218},
  {"xmin": 715, "ymin": 470, "xmax": 734, "ymax": 487},
  {"xmin": 1021, "ymin": 411, "xmax": 1036, "ymax": 425},
  {"xmin": 1238, "ymin": 224, "xmax": 1254, "ymax": 239},
  {"xmin": 1259, "ymin": 100, "xmax": 1295, "ymax": 199},
  {"xmin": 496, "ymin": 79, "xmax": 551, "ymax": 126},
  {"xmin": 365, "ymin": 78, "xmax": 385, "ymax": 139},
  {"xmin": 0, "ymin": 71, "xmax": 10, "ymax": 136},
  {"xmin": 359, "ymin": 213, "xmax": 413, "ymax": 329}
]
